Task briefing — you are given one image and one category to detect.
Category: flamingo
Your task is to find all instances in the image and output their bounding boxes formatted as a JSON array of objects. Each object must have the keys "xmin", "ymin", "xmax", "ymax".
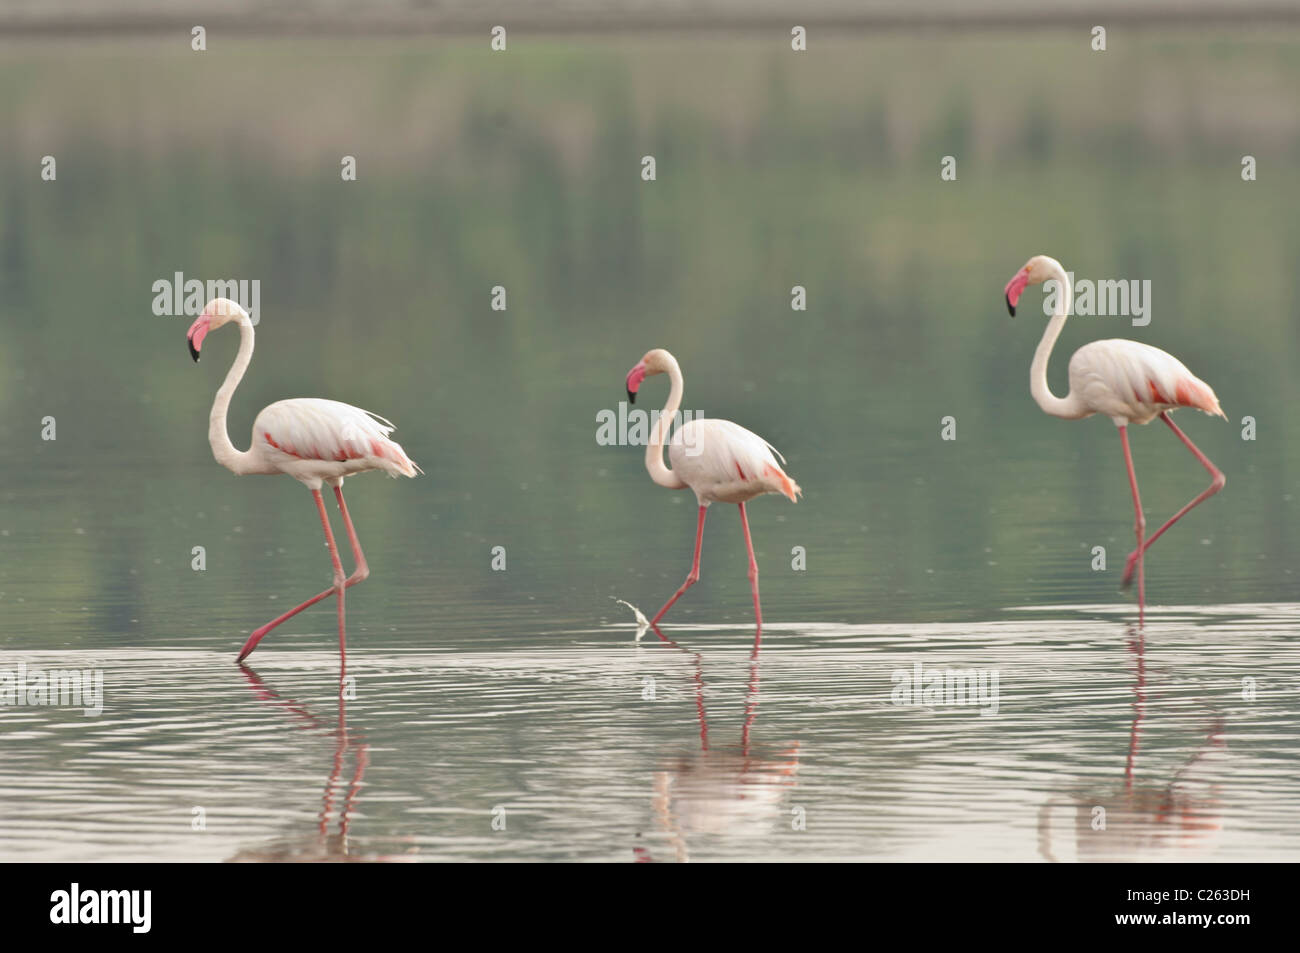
[
  {"xmin": 1003, "ymin": 255, "xmax": 1226, "ymax": 623},
  {"xmin": 624, "ymin": 348, "xmax": 801, "ymax": 635},
  {"xmin": 186, "ymin": 298, "xmax": 420, "ymax": 663}
]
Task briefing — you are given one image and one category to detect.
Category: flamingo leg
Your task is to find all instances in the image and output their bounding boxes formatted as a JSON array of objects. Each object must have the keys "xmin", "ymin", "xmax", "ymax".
[
  {"xmin": 738, "ymin": 501, "xmax": 763, "ymax": 636},
  {"xmin": 331, "ymin": 485, "xmax": 370, "ymax": 666},
  {"xmin": 236, "ymin": 489, "xmax": 350, "ymax": 663},
  {"xmin": 333, "ymin": 485, "xmax": 370, "ymax": 584},
  {"xmin": 649, "ymin": 505, "xmax": 707, "ymax": 627},
  {"xmin": 1122, "ymin": 411, "xmax": 1226, "ymax": 588},
  {"xmin": 1119, "ymin": 426, "xmax": 1146, "ymax": 626}
]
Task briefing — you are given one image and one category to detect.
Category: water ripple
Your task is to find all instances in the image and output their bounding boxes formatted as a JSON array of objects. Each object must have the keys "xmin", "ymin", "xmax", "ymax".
[{"xmin": 0, "ymin": 603, "xmax": 1296, "ymax": 861}]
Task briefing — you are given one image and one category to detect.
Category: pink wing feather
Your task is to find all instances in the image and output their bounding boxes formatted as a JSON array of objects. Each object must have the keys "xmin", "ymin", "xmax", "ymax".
[
  {"xmin": 254, "ymin": 398, "xmax": 420, "ymax": 478},
  {"xmin": 669, "ymin": 418, "xmax": 801, "ymax": 502},
  {"xmin": 1069, "ymin": 339, "xmax": 1224, "ymax": 423}
]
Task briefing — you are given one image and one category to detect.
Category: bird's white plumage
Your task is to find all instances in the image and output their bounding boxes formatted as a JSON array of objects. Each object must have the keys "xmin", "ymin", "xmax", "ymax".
[
  {"xmin": 1068, "ymin": 339, "xmax": 1224, "ymax": 426},
  {"xmin": 251, "ymin": 397, "xmax": 420, "ymax": 487},
  {"xmin": 189, "ymin": 298, "xmax": 422, "ymax": 662},
  {"xmin": 668, "ymin": 418, "xmax": 800, "ymax": 505}
]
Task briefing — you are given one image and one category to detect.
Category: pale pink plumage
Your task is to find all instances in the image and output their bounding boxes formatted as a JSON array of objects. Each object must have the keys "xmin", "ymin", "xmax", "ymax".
[
  {"xmin": 1005, "ymin": 255, "xmax": 1226, "ymax": 625},
  {"xmin": 668, "ymin": 418, "xmax": 801, "ymax": 505},
  {"xmin": 253, "ymin": 398, "xmax": 420, "ymax": 484},
  {"xmin": 624, "ymin": 348, "xmax": 800, "ymax": 636},
  {"xmin": 186, "ymin": 297, "xmax": 418, "ymax": 662},
  {"xmin": 1065, "ymin": 339, "xmax": 1224, "ymax": 425}
]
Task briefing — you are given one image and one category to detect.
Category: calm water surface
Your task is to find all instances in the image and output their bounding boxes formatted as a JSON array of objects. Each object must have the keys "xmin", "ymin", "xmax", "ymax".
[{"xmin": 2, "ymin": 604, "xmax": 1296, "ymax": 862}]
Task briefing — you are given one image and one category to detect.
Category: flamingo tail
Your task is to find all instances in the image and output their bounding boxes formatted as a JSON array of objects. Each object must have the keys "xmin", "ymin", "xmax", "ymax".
[{"xmin": 763, "ymin": 463, "xmax": 802, "ymax": 502}]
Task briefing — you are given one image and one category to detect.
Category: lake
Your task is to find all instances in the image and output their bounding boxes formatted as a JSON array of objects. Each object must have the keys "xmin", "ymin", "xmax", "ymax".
[{"xmin": 1, "ymin": 25, "xmax": 1298, "ymax": 861}]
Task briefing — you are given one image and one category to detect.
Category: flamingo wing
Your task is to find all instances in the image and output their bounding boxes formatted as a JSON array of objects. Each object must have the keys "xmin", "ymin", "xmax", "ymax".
[
  {"xmin": 669, "ymin": 418, "xmax": 801, "ymax": 502},
  {"xmin": 1069, "ymin": 339, "xmax": 1224, "ymax": 424},
  {"xmin": 253, "ymin": 398, "xmax": 420, "ymax": 477}
]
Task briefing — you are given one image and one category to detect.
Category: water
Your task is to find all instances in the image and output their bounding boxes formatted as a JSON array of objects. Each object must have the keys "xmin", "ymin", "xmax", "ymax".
[
  {"xmin": 2, "ymin": 28, "xmax": 1299, "ymax": 861},
  {"xmin": 2, "ymin": 605, "xmax": 1297, "ymax": 862}
]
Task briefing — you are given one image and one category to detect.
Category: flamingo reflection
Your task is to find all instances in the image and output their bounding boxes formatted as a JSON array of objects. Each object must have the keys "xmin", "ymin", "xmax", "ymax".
[
  {"xmin": 1038, "ymin": 628, "xmax": 1226, "ymax": 862},
  {"xmin": 634, "ymin": 626, "xmax": 800, "ymax": 862},
  {"xmin": 227, "ymin": 663, "xmax": 406, "ymax": 862}
]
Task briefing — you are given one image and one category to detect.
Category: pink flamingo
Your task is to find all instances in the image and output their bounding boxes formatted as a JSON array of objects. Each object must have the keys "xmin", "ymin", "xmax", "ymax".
[
  {"xmin": 625, "ymin": 348, "xmax": 801, "ymax": 634},
  {"xmin": 1004, "ymin": 256, "xmax": 1226, "ymax": 622},
  {"xmin": 186, "ymin": 298, "xmax": 420, "ymax": 662}
]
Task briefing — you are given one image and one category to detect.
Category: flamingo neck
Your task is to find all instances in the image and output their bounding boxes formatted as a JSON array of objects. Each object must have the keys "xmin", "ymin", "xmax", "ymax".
[
  {"xmin": 209, "ymin": 316, "xmax": 259, "ymax": 475},
  {"xmin": 1031, "ymin": 260, "xmax": 1089, "ymax": 420},
  {"xmin": 645, "ymin": 355, "xmax": 688, "ymax": 490}
]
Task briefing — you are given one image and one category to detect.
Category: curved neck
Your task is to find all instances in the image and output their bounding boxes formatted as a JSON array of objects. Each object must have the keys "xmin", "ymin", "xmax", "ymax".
[
  {"xmin": 209, "ymin": 316, "xmax": 259, "ymax": 474},
  {"xmin": 1031, "ymin": 261, "xmax": 1089, "ymax": 419},
  {"xmin": 645, "ymin": 355, "xmax": 688, "ymax": 490}
]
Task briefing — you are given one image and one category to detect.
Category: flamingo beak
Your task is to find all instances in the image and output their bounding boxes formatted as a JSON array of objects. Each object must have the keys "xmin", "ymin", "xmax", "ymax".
[
  {"xmin": 187, "ymin": 314, "xmax": 210, "ymax": 362},
  {"xmin": 626, "ymin": 362, "xmax": 647, "ymax": 404},
  {"xmin": 1004, "ymin": 268, "xmax": 1031, "ymax": 317}
]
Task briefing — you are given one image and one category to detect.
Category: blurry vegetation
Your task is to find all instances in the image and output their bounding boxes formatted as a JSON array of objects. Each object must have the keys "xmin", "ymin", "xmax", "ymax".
[{"xmin": 0, "ymin": 30, "xmax": 1298, "ymax": 648}]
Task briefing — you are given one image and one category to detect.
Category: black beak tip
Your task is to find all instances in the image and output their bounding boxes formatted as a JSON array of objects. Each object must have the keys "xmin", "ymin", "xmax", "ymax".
[
  {"xmin": 1005, "ymin": 295, "xmax": 1016, "ymax": 318},
  {"xmin": 627, "ymin": 389, "xmax": 636, "ymax": 404},
  {"xmin": 188, "ymin": 339, "xmax": 200, "ymax": 362}
]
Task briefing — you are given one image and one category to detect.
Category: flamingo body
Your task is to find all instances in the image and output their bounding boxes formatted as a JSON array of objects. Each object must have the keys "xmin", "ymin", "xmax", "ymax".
[
  {"xmin": 624, "ymin": 347, "xmax": 800, "ymax": 634},
  {"xmin": 253, "ymin": 398, "xmax": 419, "ymax": 488},
  {"xmin": 669, "ymin": 418, "xmax": 800, "ymax": 505},
  {"xmin": 186, "ymin": 297, "xmax": 419, "ymax": 662},
  {"xmin": 1005, "ymin": 255, "xmax": 1226, "ymax": 623},
  {"xmin": 1066, "ymin": 339, "xmax": 1224, "ymax": 426}
]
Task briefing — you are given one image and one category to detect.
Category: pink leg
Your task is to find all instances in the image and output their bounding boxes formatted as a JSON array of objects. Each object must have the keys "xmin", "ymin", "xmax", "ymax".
[
  {"xmin": 333, "ymin": 486, "xmax": 370, "ymax": 583},
  {"xmin": 236, "ymin": 488, "xmax": 350, "ymax": 663},
  {"xmin": 1119, "ymin": 427, "xmax": 1146, "ymax": 626},
  {"xmin": 331, "ymin": 486, "xmax": 370, "ymax": 665},
  {"xmin": 738, "ymin": 501, "xmax": 762, "ymax": 637},
  {"xmin": 1122, "ymin": 412, "xmax": 1226, "ymax": 587},
  {"xmin": 650, "ymin": 505, "xmax": 707, "ymax": 627}
]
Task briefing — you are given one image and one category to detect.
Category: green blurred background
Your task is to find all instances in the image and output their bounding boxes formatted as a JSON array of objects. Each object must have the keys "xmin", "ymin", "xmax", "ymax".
[{"xmin": 2, "ymin": 22, "xmax": 1298, "ymax": 650}]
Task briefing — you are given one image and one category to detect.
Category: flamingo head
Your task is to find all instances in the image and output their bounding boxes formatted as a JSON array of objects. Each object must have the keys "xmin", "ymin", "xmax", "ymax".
[
  {"xmin": 1004, "ymin": 255, "xmax": 1059, "ymax": 317},
  {"xmin": 187, "ymin": 297, "xmax": 249, "ymax": 362},
  {"xmin": 625, "ymin": 348, "xmax": 674, "ymax": 404}
]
